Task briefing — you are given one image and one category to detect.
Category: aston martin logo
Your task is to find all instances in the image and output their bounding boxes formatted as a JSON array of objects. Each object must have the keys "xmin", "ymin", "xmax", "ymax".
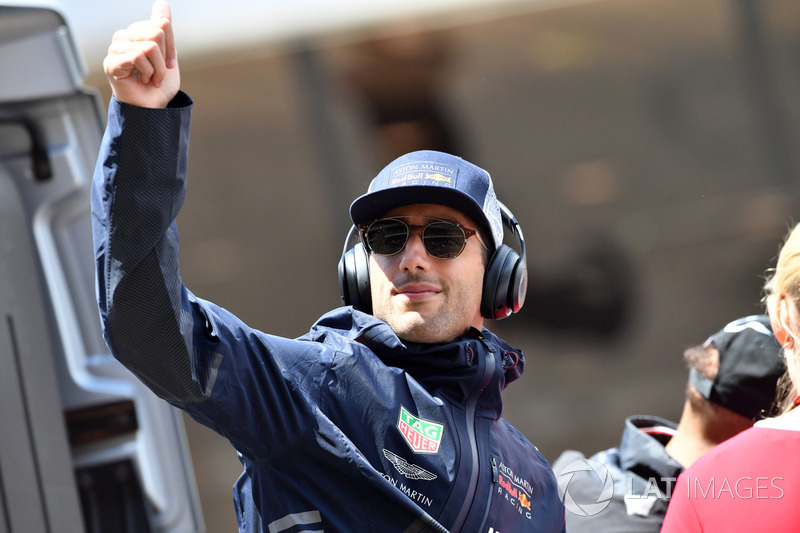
[{"xmin": 383, "ymin": 449, "xmax": 437, "ymax": 481}]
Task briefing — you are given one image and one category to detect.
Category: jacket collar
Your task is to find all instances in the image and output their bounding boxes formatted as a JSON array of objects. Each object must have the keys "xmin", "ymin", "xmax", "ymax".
[
  {"xmin": 309, "ymin": 307, "xmax": 525, "ymax": 418},
  {"xmin": 619, "ymin": 415, "xmax": 683, "ymax": 488}
]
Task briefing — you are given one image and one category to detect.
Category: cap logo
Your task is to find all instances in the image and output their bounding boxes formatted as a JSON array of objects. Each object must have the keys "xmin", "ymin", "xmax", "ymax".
[
  {"xmin": 387, "ymin": 162, "xmax": 458, "ymax": 190},
  {"xmin": 425, "ymin": 172, "xmax": 452, "ymax": 183},
  {"xmin": 704, "ymin": 315, "xmax": 773, "ymax": 348},
  {"xmin": 722, "ymin": 316, "xmax": 771, "ymax": 336}
]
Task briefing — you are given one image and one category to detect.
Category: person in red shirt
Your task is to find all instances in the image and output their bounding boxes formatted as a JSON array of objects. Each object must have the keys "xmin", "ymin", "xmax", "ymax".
[{"xmin": 662, "ymin": 222, "xmax": 800, "ymax": 532}]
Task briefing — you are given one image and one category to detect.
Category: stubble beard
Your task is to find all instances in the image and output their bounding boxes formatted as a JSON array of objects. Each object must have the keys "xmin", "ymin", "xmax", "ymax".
[{"xmin": 377, "ymin": 276, "xmax": 478, "ymax": 344}]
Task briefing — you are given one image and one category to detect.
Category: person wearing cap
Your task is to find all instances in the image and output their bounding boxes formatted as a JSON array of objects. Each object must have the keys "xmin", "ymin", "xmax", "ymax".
[
  {"xmin": 551, "ymin": 314, "xmax": 784, "ymax": 532},
  {"xmin": 91, "ymin": 2, "xmax": 564, "ymax": 533},
  {"xmin": 662, "ymin": 224, "xmax": 800, "ymax": 532}
]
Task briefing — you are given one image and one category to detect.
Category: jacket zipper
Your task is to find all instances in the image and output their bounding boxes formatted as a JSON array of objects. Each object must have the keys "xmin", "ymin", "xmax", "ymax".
[{"xmin": 450, "ymin": 339, "xmax": 496, "ymax": 531}]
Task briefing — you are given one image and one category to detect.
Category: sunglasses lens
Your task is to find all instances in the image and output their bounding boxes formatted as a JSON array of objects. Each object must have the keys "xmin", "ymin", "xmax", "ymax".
[
  {"xmin": 366, "ymin": 219, "xmax": 409, "ymax": 255},
  {"xmin": 423, "ymin": 222, "xmax": 466, "ymax": 258}
]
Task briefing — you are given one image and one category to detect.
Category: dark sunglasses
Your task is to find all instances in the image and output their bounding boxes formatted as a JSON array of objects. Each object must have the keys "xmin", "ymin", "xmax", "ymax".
[{"xmin": 359, "ymin": 217, "xmax": 483, "ymax": 259}]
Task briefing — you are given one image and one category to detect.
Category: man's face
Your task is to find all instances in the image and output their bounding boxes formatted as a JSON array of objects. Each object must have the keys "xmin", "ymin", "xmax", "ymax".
[{"xmin": 368, "ymin": 203, "xmax": 487, "ymax": 343}]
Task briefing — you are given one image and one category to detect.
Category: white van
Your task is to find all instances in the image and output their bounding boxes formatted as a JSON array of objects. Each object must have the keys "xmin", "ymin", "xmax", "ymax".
[{"xmin": 0, "ymin": 3, "xmax": 204, "ymax": 532}]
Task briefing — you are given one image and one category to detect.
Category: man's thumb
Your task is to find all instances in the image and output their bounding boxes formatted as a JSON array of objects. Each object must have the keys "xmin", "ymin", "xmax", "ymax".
[{"xmin": 151, "ymin": 0, "xmax": 171, "ymax": 22}]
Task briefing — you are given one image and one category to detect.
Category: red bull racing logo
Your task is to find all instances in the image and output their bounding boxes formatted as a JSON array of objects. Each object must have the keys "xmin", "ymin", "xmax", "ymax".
[
  {"xmin": 497, "ymin": 462, "xmax": 534, "ymax": 519},
  {"xmin": 397, "ymin": 406, "xmax": 444, "ymax": 454},
  {"xmin": 388, "ymin": 162, "xmax": 457, "ymax": 188}
]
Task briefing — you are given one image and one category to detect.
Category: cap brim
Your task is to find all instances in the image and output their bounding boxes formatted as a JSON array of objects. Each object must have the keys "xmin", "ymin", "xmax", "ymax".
[{"xmin": 350, "ymin": 186, "xmax": 491, "ymax": 241}]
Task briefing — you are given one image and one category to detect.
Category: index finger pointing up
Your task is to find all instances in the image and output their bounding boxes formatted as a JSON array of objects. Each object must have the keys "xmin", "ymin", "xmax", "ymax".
[{"xmin": 151, "ymin": 0, "xmax": 176, "ymax": 68}]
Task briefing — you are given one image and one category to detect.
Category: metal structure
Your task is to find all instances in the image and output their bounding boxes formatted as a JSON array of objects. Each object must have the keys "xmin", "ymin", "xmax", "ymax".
[{"xmin": 0, "ymin": 3, "xmax": 204, "ymax": 532}]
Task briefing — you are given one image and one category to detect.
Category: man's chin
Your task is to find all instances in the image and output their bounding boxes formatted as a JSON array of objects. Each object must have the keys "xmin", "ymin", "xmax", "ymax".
[
  {"xmin": 397, "ymin": 330, "xmax": 445, "ymax": 344},
  {"xmin": 385, "ymin": 314, "xmax": 437, "ymax": 343}
]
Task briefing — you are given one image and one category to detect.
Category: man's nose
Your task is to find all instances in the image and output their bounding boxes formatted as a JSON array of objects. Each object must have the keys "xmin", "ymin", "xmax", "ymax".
[{"xmin": 398, "ymin": 232, "xmax": 431, "ymax": 271}]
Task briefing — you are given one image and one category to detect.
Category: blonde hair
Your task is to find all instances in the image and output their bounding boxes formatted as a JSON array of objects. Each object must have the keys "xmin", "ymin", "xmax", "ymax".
[
  {"xmin": 765, "ymin": 223, "xmax": 800, "ymax": 303},
  {"xmin": 764, "ymin": 222, "xmax": 800, "ymax": 410}
]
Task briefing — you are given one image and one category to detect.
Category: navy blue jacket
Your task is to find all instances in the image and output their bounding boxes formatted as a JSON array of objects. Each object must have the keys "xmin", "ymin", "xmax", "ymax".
[{"xmin": 91, "ymin": 92, "xmax": 565, "ymax": 533}]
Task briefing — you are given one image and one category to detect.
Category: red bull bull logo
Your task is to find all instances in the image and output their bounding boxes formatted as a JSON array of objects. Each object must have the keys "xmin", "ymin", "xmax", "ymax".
[{"xmin": 424, "ymin": 172, "xmax": 452, "ymax": 183}]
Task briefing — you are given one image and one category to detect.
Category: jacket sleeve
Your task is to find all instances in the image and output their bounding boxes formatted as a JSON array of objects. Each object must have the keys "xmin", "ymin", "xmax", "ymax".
[
  {"xmin": 90, "ymin": 94, "xmax": 328, "ymax": 456},
  {"xmin": 91, "ymin": 92, "xmax": 207, "ymax": 402}
]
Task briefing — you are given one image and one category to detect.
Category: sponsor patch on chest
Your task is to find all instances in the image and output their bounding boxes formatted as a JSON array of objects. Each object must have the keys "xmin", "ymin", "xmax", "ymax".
[{"xmin": 397, "ymin": 406, "xmax": 444, "ymax": 454}]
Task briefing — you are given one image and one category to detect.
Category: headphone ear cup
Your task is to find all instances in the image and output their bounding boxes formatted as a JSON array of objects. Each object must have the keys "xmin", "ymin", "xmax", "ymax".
[
  {"xmin": 338, "ymin": 242, "xmax": 372, "ymax": 313},
  {"xmin": 482, "ymin": 244, "xmax": 520, "ymax": 320},
  {"xmin": 509, "ymin": 259, "xmax": 528, "ymax": 314}
]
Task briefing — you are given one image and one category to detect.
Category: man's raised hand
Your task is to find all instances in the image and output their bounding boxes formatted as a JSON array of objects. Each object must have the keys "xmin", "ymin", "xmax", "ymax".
[{"xmin": 103, "ymin": 0, "xmax": 180, "ymax": 108}]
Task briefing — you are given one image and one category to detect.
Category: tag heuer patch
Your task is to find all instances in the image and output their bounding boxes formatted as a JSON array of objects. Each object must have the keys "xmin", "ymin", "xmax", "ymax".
[{"xmin": 397, "ymin": 406, "xmax": 444, "ymax": 454}]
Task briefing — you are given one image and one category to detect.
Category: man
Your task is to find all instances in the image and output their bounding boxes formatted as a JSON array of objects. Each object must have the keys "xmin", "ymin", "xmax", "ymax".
[
  {"xmin": 91, "ymin": 2, "xmax": 565, "ymax": 532},
  {"xmin": 552, "ymin": 314, "xmax": 785, "ymax": 532}
]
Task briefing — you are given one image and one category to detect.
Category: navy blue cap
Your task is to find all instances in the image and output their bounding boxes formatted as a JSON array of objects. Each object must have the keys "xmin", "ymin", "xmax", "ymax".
[
  {"xmin": 349, "ymin": 150, "xmax": 504, "ymax": 251},
  {"xmin": 690, "ymin": 314, "xmax": 785, "ymax": 420}
]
